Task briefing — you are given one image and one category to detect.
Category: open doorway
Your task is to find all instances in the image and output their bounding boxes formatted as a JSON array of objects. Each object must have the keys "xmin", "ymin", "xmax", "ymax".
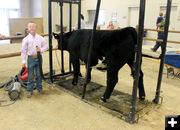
[
  {"xmin": 0, "ymin": 0, "xmax": 20, "ymax": 44},
  {"xmin": 128, "ymin": 7, "xmax": 139, "ymax": 27},
  {"xmin": 87, "ymin": 9, "xmax": 106, "ymax": 29}
]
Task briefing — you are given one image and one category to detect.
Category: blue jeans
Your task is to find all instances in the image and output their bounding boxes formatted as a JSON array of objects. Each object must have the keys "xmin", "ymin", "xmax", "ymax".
[
  {"xmin": 153, "ymin": 32, "xmax": 164, "ymax": 52},
  {"xmin": 27, "ymin": 56, "xmax": 42, "ymax": 93}
]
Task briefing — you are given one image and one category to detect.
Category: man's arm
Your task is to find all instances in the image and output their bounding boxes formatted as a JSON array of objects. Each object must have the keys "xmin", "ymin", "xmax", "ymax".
[
  {"xmin": 157, "ymin": 19, "xmax": 165, "ymax": 28},
  {"xmin": 157, "ymin": 23, "xmax": 162, "ymax": 27},
  {"xmin": 21, "ymin": 39, "xmax": 28, "ymax": 67},
  {"xmin": 0, "ymin": 34, "xmax": 6, "ymax": 39},
  {"xmin": 156, "ymin": 17, "xmax": 163, "ymax": 28},
  {"xmin": 40, "ymin": 38, "xmax": 48, "ymax": 53}
]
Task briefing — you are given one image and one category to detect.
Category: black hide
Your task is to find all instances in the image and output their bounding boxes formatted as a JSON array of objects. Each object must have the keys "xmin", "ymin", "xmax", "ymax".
[{"xmin": 53, "ymin": 27, "xmax": 145, "ymax": 101}]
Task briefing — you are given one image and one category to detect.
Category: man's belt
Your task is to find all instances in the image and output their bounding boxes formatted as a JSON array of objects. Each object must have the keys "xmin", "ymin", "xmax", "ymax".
[{"xmin": 29, "ymin": 55, "xmax": 38, "ymax": 58}]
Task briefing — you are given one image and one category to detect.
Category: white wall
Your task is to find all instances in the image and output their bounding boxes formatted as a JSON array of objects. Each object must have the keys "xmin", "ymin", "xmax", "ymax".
[
  {"xmin": 20, "ymin": 0, "xmax": 31, "ymax": 17},
  {"xmin": 22, "ymin": 0, "xmax": 180, "ymax": 41},
  {"xmin": 41, "ymin": 0, "xmax": 78, "ymax": 33},
  {"xmin": 20, "ymin": 0, "xmax": 42, "ymax": 17},
  {"xmin": 31, "ymin": 0, "xmax": 42, "ymax": 17},
  {"xmin": 41, "ymin": 0, "xmax": 48, "ymax": 33},
  {"xmin": 81, "ymin": 0, "xmax": 180, "ymax": 42}
]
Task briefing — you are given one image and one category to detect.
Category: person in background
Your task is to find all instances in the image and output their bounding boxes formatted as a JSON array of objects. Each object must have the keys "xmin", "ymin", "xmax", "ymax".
[
  {"xmin": 21, "ymin": 22, "xmax": 48, "ymax": 98},
  {"xmin": 107, "ymin": 21, "xmax": 114, "ymax": 29},
  {"xmin": 156, "ymin": 12, "xmax": 164, "ymax": 29},
  {"xmin": 75, "ymin": 14, "xmax": 86, "ymax": 30},
  {"xmin": 151, "ymin": 13, "xmax": 166, "ymax": 52},
  {"xmin": 0, "ymin": 34, "xmax": 6, "ymax": 39}
]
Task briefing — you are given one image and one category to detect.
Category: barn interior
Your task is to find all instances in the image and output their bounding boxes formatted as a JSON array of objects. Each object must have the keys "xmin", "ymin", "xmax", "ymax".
[{"xmin": 0, "ymin": 0, "xmax": 180, "ymax": 129}]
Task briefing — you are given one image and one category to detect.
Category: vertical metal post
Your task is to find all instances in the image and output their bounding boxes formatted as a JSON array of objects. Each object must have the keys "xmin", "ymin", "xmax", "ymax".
[
  {"xmin": 69, "ymin": 1, "xmax": 72, "ymax": 72},
  {"xmin": 48, "ymin": 0, "xmax": 53, "ymax": 82},
  {"xmin": 60, "ymin": 0, "xmax": 65, "ymax": 73},
  {"xmin": 82, "ymin": 0, "xmax": 101, "ymax": 99},
  {"xmin": 69, "ymin": 2, "xmax": 72, "ymax": 32},
  {"xmin": 153, "ymin": 0, "xmax": 172, "ymax": 104},
  {"xmin": 127, "ymin": 0, "xmax": 146, "ymax": 123},
  {"xmin": 78, "ymin": 0, "xmax": 81, "ymax": 29}
]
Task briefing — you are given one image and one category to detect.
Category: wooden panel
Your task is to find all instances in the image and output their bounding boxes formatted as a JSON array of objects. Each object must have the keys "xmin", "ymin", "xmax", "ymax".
[
  {"xmin": 0, "ymin": 48, "xmax": 57, "ymax": 59},
  {"xmin": 9, "ymin": 17, "xmax": 44, "ymax": 43},
  {"xmin": 0, "ymin": 33, "xmax": 49, "ymax": 40}
]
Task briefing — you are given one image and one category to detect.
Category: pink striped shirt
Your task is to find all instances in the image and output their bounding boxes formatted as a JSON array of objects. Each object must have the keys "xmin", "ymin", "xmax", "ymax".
[
  {"xmin": 107, "ymin": 25, "xmax": 114, "ymax": 29},
  {"xmin": 21, "ymin": 33, "xmax": 48, "ymax": 64}
]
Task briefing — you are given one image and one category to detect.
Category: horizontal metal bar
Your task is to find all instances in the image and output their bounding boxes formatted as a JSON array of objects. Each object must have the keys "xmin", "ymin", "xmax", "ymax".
[
  {"xmin": 0, "ymin": 33, "xmax": 49, "ymax": 40},
  {"xmin": 50, "ymin": 0, "xmax": 80, "ymax": 4},
  {"xmin": 142, "ymin": 53, "xmax": 161, "ymax": 59},
  {"xmin": 143, "ymin": 37, "xmax": 180, "ymax": 44},
  {"xmin": 52, "ymin": 72, "xmax": 73, "ymax": 78},
  {"xmin": 144, "ymin": 57, "xmax": 180, "ymax": 70},
  {"xmin": 0, "ymin": 48, "xmax": 58, "ymax": 59},
  {"xmin": 144, "ymin": 28, "xmax": 180, "ymax": 33}
]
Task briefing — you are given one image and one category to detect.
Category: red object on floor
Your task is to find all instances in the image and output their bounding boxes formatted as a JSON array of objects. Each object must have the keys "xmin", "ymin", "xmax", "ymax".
[
  {"xmin": 21, "ymin": 67, "xmax": 28, "ymax": 80},
  {"xmin": 20, "ymin": 67, "xmax": 36, "ymax": 81}
]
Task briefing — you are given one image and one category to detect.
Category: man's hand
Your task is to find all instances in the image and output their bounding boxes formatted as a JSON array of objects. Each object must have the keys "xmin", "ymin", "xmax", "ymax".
[
  {"xmin": 22, "ymin": 63, "xmax": 26, "ymax": 68},
  {"xmin": 0, "ymin": 34, "xmax": 6, "ymax": 39},
  {"xmin": 36, "ymin": 47, "xmax": 41, "ymax": 52},
  {"xmin": 157, "ymin": 23, "xmax": 162, "ymax": 27}
]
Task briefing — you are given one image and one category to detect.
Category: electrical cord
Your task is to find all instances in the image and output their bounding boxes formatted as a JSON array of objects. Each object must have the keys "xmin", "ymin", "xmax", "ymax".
[
  {"xmin": 0, "ymin": 100, "xmax": 16, "ymax": 107},
  {"xmin": 55, "ymin": 47, "xmax": 61, "ymax": 72},
  {"xmin": 0, "ymin": 92, "xmax": 16, "ymax": 107}
]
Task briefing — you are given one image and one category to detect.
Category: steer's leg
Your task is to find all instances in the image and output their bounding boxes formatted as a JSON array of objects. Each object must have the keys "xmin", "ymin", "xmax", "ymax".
[
  {"xmin": 85, "ymin": 64, "xmax": 92, "ymax": 83},
  {"xmin": 128, "ymin": 57, "xmax": 146, "ymax": 101},
  {"xmin": 70, "ymin": 55, "xmax": 80, "ymax": 85},
  {"xmin": 127, "ymin": 57, "xmax": 135, "ymax": 77},
  {"xmin": 101, "ymin": 64, "xmax": 120, "ymax": 102},
  {"xmin": 138, "ymin": 69, "xmax": 145, "ymax": 101}
]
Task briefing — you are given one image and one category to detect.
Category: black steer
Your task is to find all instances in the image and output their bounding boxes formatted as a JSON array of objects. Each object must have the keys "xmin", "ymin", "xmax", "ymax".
[{"xmin": 53, "ymin": 27, "xmax": 145, "ymax": 102}]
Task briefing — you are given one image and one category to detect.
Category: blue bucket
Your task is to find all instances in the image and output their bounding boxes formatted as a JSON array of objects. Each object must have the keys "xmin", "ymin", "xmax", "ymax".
[{"xmin": 165, "ymin": 51, "xmax": 180, "ymax": 68}]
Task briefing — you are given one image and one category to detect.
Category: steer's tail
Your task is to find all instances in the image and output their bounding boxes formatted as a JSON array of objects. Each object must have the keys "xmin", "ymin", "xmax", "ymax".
[
  {"xmin": 130, "ymin": 28, "xmax": 161, "ymax": 59},
  {"xmin": 130, "ymin": 27, "xmax": 138, "ymax": 46}
]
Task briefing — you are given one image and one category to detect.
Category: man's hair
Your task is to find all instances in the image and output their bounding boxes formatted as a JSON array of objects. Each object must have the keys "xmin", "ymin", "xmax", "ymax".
[
  {"xmin": 28, "ymin": 21, "xmax": 37, "ymax": 27},
  {"xmin": 159, "ymin": 12, "xmax": 163, "ymax": 17}
]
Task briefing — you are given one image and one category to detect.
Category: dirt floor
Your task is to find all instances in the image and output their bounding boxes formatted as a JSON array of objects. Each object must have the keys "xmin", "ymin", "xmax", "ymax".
[{"xmin": 0, "ymin": 42, "xmax": 180, "ymax": 130}]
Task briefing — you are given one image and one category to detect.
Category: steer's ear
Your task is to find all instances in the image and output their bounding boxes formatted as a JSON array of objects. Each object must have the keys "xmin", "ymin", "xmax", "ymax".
[
  {"xmin": 64, "ymin": 31, "xmax": 73, "ymax": 38},
  {"xmin": 53, "ymin": 32, "xmax": 60, "ymax": 39}
]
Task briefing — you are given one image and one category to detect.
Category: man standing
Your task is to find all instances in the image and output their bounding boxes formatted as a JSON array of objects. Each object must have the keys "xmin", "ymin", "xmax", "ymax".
[
  {"xmin": 156, "ymin": 12, "xmax": 164, "ymax": 29},
  {"xmin": 151, "ymin": 13, "xmax": 165, "ymax": 52},
  {"xmin": 21, "ymin": 22, "xmax": 48, "ymax": 98}
]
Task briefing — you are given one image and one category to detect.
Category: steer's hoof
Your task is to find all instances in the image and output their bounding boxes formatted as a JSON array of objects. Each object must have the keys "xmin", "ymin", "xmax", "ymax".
[
  {"xmin": 87, "ymin": 78, "xmax": 91, "ymax": 83},
  {"xmin": 100, "ymin": 96, "xmax": 107, "ymax": 103},
  {"xmin": 78, "ymin": 73, "xmax": 82, "ymax": 77},
  {"xmin": 72, "ymin": 79, "xmax": 78, "ymax": 86},
  {"xmin": 72, "ymin": 82, "xmax": 77, "ymax": 86},
  {"xmin": 139, "ymin": 96, "xmax": 145, "ymax": 101}
]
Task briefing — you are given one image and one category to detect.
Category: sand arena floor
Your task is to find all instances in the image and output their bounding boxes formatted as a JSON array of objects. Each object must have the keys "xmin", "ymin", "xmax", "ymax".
[{"xmin": 0, "ymin": 42, "xmax": 180, "ymax": 130}]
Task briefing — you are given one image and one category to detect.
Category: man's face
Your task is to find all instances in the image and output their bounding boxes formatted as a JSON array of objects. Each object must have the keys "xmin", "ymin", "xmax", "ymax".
[{"xmin": 28, "ymin": 23, "xmax": 37, "ymax": 35}]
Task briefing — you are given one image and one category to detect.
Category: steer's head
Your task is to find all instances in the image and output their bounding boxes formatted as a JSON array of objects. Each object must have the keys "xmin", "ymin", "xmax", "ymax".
[{"xmin": 53, "ymin": 32, "xmax": 72, "ymax": 50}]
